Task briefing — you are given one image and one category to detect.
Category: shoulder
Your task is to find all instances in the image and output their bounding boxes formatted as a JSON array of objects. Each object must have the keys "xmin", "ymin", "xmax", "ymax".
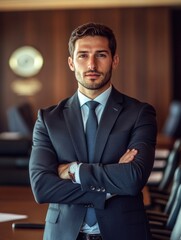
[
  {"xmin": 42, "ymin": 98, "xmax": 69, "ymax": 112},
  {"xmin": 39, "ymin": 91, "xmax": 78, "ymax": 116},
  {"xmin": 123, "ymin": 94, "xmax": 155, "ymax": 113},
  {"xmin": 36, "ymin": 96, "xmax": 74, "ymax": 125},
  {"xmin": 111, "ymin": 86, "xmax": 156, "ymax": 113}
]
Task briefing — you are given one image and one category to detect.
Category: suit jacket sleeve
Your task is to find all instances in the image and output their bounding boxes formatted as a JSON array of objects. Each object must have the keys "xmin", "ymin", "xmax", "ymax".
[
  {"xmin": 79, "ymin": 102, "xmax": 157, "ymax": 197},
  {"xmin": 29, "ymin": 108, "xmax": 106, "ymax": 210}
]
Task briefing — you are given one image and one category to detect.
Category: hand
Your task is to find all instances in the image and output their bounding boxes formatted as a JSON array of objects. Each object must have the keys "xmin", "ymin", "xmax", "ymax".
[
  {"xmin": 58, "ymin": 163, "xmax": 70, "ymax": 179},
  {"xmin": 119, "ymin": 149, "xmax": 138, "ymax": 163}
]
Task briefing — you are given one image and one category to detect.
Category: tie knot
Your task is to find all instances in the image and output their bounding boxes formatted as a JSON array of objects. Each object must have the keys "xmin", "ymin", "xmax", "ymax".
[{"xmin": 86, "ymin": 101, "xmax": 99, "ymax": 110}]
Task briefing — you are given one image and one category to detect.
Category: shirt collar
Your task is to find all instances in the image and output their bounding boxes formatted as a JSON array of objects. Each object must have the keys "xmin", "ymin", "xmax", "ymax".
[{"xmin": 78, "ymin": 85, "xmax": 112, "ymax": 107}]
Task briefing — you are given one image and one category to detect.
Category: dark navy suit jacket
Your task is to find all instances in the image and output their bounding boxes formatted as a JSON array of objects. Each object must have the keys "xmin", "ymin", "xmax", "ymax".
[{"xmin": 29, "ymin": 87, "xmax": 157, "ymax": 240}]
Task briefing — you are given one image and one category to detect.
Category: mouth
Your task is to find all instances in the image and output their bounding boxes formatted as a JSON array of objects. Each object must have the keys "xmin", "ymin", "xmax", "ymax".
[{"xmin": 85, "ymin": 72, "xmax": 101, "ymax": 79}]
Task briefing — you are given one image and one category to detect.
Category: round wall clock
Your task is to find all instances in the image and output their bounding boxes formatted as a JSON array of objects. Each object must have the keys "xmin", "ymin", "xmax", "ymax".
[{"xmin": 9, "ymin": 46, "xmax": 44, "ymax": 77}]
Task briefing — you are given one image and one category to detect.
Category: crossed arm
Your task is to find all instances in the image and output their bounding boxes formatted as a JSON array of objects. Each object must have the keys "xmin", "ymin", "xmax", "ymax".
[{"xmin": 58, "ymin": 149, "xmax": 138, "ymax": 180}]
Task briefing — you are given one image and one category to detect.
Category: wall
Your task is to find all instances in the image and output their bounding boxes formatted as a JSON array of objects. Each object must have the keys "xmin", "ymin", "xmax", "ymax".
[
  {"xmin": 172, "ymin": 8, "xmax": 181, "ymax": 101},
  {"xmin": 0, "ymin": 7, "xmax": 172, "ymax": 131}
]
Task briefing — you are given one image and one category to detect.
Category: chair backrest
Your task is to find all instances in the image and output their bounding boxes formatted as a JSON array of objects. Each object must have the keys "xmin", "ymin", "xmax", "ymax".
[
  {"xmin": 162, "ymin": 101, "xmax": 181, "ymax": 138},
  {"xmin": 7, "ymin": 102, "xmax": 34, "ymax": 137},
  {"xmin": 170, "ymin": 185, "xmax": 181, "ymax": 239},
  {"xmin": 158, "ymin": 139, "xmax": 181, "ymax": 191},
  {"xmin": 164, "ymin": 166, "xmax": 181, "ymax": 214},
  {"xmin": 166, "ymin": 184, "xmax": 181, "ymax": 230}
]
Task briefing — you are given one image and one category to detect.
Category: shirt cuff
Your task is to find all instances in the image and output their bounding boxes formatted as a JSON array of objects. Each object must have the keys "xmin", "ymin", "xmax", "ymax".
[{"xmin": 69, "ymin": 162, "xmax": 82, "ymax": 184}]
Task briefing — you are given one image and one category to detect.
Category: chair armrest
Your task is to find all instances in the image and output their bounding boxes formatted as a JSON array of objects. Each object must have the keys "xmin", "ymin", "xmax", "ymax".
[
  {"xmin": 150, "ymin": 227, "xmax": 171, "ymax": 236},
  {"xmin": 147, "ymin": 210, "xmax": 168, "ymax": 218},
  {"xmin": 149, "ymin": 220, "xmax": 165, "ymax": 229},
  {"xmin": 151, "ymin": 233, "xmax": 170, "ymax": 240},
  {"xmin": 148, "ymin": 215, "xmax": 168, "ymax": 224},
  {"xmin": 150, "ymin": 192, "xmax": 169, "ymax": 200},
  {"xmin": 155, "ymin": 149, "xmax": 170, "ymax": 159}
]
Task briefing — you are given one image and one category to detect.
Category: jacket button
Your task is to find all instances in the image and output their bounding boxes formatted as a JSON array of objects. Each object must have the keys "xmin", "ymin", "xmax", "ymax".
[
  {"xmin": 90, "ymin": 186, "xmax": 95, "ymax": 191},
  {"xmin": 85, "ymin": 204, "xmax": 94, "ymax": 208},
  {"xmin": 101, "ymin": 187, "xmax": 106, "ymax": 192}
]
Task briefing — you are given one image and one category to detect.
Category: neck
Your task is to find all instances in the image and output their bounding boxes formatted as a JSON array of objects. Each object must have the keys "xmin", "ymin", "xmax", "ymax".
[{"xmin": 78, "ymin": 83, "xmax": 111, "ymax": 99}]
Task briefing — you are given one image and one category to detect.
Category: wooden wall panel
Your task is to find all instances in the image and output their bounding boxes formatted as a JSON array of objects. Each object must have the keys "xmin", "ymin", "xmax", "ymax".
[
  {"xmin": 0, "ymin": 7, "xmax": 172, "ymax": 131},
  {"xmin": 172, "ymin": 9, "xmax": 181, "ymax": 101}
]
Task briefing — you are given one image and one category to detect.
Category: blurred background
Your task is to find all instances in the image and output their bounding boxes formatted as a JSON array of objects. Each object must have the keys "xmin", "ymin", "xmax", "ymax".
[
  {"xmin": 0, "ymin": 0, "xmax": 181, "ymax": 133},
  {"xmin": 0, "ymin": 0, "xmax": 181, "ymax": 187}
]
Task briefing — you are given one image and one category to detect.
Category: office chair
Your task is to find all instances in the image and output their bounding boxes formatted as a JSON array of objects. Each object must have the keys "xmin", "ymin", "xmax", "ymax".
[
  {"xmin": 162, "ymin": 100, "xmax": 181, "ymax": 138},
  {"xmin": 0, "ymin": 134, "xmax": 31, "ymax": 186},
  {"xmin": 6, "ymin": 102, "xmax": 34, "ymax": 137},
  {"xmin": 148, "ymin": 184, "xmax": 181, "ymax": 228},
  {"xmin": 146, "ymin": 167, "xmax": 181, "ymax": 222},
  {"xmin": 0, "ymin": 102, "xmax": 34, "ymax": 185},
  {"xmin": 150, "ymin": 185, "xmax": 181, "ymax": 240},
  {"xmin": 153, "ymin": 138, "xmax": 181, "ymax": 173},
  {"xmin": 170, "ymin": 203, "xmax": 181, "ymax": 240},
  {"xmin": 147, "ymin": 138, "xmax": 181, "ymax": 194}
]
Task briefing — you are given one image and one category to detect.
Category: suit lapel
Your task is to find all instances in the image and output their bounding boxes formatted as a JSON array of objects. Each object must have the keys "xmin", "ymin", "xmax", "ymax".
[
  {"xmin": 94, "ymin": 88, "xmax": 124, "ymax": 163},
  {"xmin": 63, "ymin": 93, "xmax": 88, "ymax": 163}
]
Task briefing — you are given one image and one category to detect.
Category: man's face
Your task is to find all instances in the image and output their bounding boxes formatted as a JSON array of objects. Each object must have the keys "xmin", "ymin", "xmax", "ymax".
[{"xmin": 68, "ymin": 36, "xmax": 119, "ymax": 97}]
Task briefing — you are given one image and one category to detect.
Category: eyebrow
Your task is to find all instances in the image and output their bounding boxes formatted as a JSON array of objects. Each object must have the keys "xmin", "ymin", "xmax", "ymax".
[
  {"xmin": 96, "ymin": 50, "xmax": 109, "ymax": 54},
  {"xmin": 77, "ymin": 50, "xmax": 109, "ymax": 54}
]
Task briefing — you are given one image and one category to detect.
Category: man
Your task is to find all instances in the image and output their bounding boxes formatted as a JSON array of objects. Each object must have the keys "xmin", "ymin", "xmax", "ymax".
[{"xmin": 29, "ymin": 22, "xmax": 157, "ymax": 240}]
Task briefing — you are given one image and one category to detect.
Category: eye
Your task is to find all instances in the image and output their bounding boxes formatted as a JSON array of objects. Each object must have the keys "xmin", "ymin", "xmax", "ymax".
[
  {"xmin": 96, "ymin": 53, "xmax": 107, "ymax": 58},
  {"xmin": 78, "ymin": 53, "xmax": 88, "ymax": 59}
]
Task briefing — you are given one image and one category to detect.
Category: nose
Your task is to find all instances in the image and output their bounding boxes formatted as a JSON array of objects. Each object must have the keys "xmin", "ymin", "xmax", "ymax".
[{"xmin": 88, "ymin": 56, "xmax": 96, "ymax": 71}]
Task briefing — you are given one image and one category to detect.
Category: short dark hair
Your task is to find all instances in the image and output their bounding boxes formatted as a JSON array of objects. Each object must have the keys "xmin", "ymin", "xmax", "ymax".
[{"xmin": 68, "ymin": 22, "xmax": 117, "ymax": 58}]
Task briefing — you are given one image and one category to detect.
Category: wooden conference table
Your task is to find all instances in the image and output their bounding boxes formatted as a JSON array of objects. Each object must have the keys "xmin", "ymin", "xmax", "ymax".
[
  {"xmin": 0, "ymin": 186, "xmax": 47, "ymax": 240},
  {"xmin": 0, "ymin": 186, "xmax": 150, "ymax": 240}
]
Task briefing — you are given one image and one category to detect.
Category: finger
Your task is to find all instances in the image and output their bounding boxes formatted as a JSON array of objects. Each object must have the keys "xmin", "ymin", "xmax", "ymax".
[
  {"xmin": 126, "ymin": 149, "xmax": 138, "ymax": 160},
  {"xmin": 119, "ymin": 149, "xmax": 133, "ymax": 162},
  {"xmin": 123, "ymin": 155, "xmax": 134, "ymax": 163},
  {"xmin": 58, "ymin": 164, "xmax": 68, "ymax": 176},
  {"xmin": 119, "ymin": 149, "xmax": 138, "ymax": 163}
]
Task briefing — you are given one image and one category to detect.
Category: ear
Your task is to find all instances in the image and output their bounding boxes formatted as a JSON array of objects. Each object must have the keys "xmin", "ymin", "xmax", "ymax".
[
  {"xmin": 112, "ymin": 54, "xmax": 119, "ymax": 69},
  {"xmin": 68, "ymin": 57, "xmax": 75, "ymax": 71}
]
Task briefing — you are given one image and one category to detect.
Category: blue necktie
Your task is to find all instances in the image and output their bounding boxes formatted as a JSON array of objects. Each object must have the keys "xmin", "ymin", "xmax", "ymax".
[{"xmin": 85, "ymin": 101, "xmax": 99, "ymax": 227}]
